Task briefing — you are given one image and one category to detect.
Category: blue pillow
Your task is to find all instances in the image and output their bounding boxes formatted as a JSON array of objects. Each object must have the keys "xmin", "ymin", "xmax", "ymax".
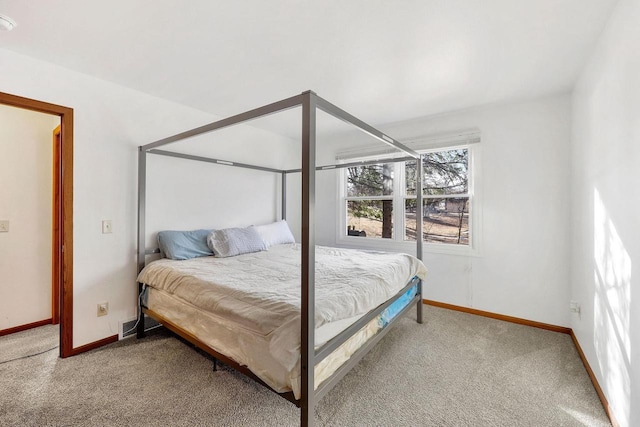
[{"xmin": 157, "ymin": 229, "xmax": 214, "ymax": 260}]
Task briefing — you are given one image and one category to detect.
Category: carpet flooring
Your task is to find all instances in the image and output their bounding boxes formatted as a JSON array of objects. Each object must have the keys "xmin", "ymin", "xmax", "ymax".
[
  {"xmin": 0, "ymin": 324, "xmax": 58, "ymax": 363},
  {"xmin": 0, "ymin": 306, "xmax": 610, "ymax": 426}
]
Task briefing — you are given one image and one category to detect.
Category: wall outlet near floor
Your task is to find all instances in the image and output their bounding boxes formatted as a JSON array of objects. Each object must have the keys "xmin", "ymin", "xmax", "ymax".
[
  {"xmin": 102, "ymin": 220, "xmax": 112, "ymax": 234},
  {"xmin": 0, "ymin": 220, "xmax": 9, "ymax": 232},
  {"xmin": 569, "ymin": 301, "xmax": 581, "ymax": 315},
  {"xmin": 97, "ymin": 302, "xmax": 109, "ymax": 317}
]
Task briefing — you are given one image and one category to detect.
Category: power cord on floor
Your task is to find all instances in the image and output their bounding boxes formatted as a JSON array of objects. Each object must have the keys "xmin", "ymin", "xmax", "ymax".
[
  {"xmin": 122, "ymin": 285, "xmax": 145, "ymax": 337},
  {"xmin": 0, "ymin": 345, "xmax": 59, "ymax": 365}
]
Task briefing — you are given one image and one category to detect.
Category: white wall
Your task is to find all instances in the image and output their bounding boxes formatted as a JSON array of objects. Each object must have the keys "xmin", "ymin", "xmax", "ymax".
[
  {"xmin": 315, "ymin": 94, "xmax": 572, "ymax": 327},
  {"xmin": 0, "ymin": 105, "xmax": 59, "ymax": 330},
  {"xmin": 144, "ymin": 120, "xmax": 296, "ymax": 249},
  {"xmin": 0, "ymin": 48, "xmax": 293, "ymax": 347},
  {"xmin": 571, "ymin": 0, "xmax": 640, "ymax": 425}
]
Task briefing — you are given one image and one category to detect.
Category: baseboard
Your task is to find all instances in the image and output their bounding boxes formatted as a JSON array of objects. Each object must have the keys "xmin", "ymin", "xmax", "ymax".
[
  {"xmin": 68, "ymin": 334, "xmax": 118, "ymax": 356},
  {"xmin": 0, "ymin": 318, "xmax": 53, "ymax": 337},
  {"xmin": 570, "ymin": 331, "xmax": 619, "ymax": 427},
  {"xmin": 423, "ymin": 299, "xmax": 617, "ymax": 426},
  {"xmin": 423, "ymin": 300, "xmax": 571, "ymax": 334}
]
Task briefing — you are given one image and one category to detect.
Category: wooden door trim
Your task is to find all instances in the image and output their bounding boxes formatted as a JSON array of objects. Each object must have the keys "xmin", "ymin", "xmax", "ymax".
[
  {"xmin": 52, "ymin": 125, "xmax": 61, "ymax": 325},
  {"xmin": 0, "ymin": 91, "xmax": 74, "ymax": 358}
]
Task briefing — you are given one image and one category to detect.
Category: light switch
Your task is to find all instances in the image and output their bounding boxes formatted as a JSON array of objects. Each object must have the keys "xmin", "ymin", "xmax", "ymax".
[
  {"xmin": 0, "ymin": 220, "xmax": 8, "ymax": 232},
  {"xmin": 102, "ymin": 220, "xmax": 112, "ymax": 234}
]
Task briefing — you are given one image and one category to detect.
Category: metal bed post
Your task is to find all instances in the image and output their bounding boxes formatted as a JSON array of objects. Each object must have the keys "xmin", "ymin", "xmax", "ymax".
[
  {"xmin": 135, "ymin": 91, "xmax": 426, "ymax": 425},
  {"xmin": 416, "ymin": 155, "xmax": 424, "ymax": 324},
  {"xmin": 136, "ymin": 147, "xmax": 147, "ymax": 338},
  {"xmin": 300, "ymin": 90, "xmax": 317, "ymax": 427},
  {"xmin": 281, "ymin": 171, "xmax": 287, "ymax": 220}
]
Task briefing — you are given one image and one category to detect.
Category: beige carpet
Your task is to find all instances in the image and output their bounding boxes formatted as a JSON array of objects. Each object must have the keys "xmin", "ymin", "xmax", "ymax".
[
  {"xmin": 0, "ymin": 306, "xmax": 610, "ymax": 426},
  {"xmin": 0, "ymin": 324, "xmax": 58, "ymax": 363}
]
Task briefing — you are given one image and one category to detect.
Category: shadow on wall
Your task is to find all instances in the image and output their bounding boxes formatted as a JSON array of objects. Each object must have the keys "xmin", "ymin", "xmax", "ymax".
[{"xmin": 593, "ymin": 187, "xmax": 632, "ymax": 422}]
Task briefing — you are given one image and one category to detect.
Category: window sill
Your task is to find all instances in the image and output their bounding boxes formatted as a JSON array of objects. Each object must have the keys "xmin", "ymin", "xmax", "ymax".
[{"xmin": 335, "ymin": 236, "xmax": 480, "ymax": 257}]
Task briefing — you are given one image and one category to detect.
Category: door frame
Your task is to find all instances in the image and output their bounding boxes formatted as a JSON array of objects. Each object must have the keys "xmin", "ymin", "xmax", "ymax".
[
  {"xmin": 0, "ymin": 91, "xmax": 74, "ymax": 358},
  {"xmin": 52, "ymin": 125, "xmax": 61, "ymax": 325}
]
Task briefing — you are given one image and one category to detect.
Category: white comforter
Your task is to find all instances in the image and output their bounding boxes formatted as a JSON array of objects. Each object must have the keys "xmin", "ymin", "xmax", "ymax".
[{"xmin": 137, "ymin": 243, "xmax": 426, "ymax": 371}]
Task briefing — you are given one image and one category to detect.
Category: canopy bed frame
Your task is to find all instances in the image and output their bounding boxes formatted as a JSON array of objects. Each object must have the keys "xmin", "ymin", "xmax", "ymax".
[{"xmin": 136, "ymin": 90, "xmax": 425, "ymax": 427}]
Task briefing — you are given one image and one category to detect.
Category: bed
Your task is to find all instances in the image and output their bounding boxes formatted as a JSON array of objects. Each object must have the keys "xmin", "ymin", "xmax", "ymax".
[
  {"xmin": 137, "ymin": 243, "xmax": 427, "ymax": 399},
  {"xmin": 136, "ymin": 91, "xmax": 427, "ymax": 426}
]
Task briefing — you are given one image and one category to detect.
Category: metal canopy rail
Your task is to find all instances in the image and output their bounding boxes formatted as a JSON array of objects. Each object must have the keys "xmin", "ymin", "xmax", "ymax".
[
  {"xmin": 150, "ymin": 149, "xmax": 416, "ymax": 174},
  {"xmin": 285, "ymin": 155, "xmax": 417, "ymax": 174},
  {"xmin": 148, "ymin": 149, "xmax": 284, "ymax": 174},
  {"xmin": 315, "ymin": 96, "xmax": 420, "ymax": 158},
  {"xmin": 141, "ymin": 94, "xmax": 304, "ymax": 151},
  {"xmin": 137, "ymin": 90, "xmax": 424, "ymax": 427}
]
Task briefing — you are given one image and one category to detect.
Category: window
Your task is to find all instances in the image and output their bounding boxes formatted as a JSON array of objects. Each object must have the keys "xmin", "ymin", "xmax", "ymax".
[
  {"xmin": 345, "ymin": 163, "xmax": 394, "ymax": 239},
  {"xmin": 405, "ymin": 148, "xmax": 469, "ymax": 245},
  {"xmin": 341, "ymin": 144, "xmax": 476, "ymax": 253}
]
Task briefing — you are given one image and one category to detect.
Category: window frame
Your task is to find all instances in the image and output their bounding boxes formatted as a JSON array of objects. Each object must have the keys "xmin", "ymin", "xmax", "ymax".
[
  {"xmin": 343, "ymin": 160, "xmax": 399, "ymax": 240},
  {"xmin": 337, "ymin": 143, "xmax": 480, "ymax": 256}
]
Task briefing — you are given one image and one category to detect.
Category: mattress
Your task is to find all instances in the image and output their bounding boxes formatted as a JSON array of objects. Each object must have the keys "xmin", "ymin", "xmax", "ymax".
[{"xmin": 137, "ymin": 243, "xmax": 427, "ymax": 398}]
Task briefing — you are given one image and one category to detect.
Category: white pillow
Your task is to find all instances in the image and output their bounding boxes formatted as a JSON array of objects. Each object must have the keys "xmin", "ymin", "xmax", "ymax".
[
  {"xmin": 206, "ymin": 226, "xmax": 267, "ymax": 258},
  {"xmin": 254, "ymin": 220, "xmax": 295, "ymax": 248}
]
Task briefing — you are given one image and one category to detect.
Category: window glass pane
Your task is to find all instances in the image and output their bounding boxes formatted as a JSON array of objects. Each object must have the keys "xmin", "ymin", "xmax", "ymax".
[
  {"xmin": 347, "ymin": 200, "xmax": 393, "ymax": 238},
  {"xmin": 405, "ymin": 161, "xmax": 418, "ymax": 196},
  {"xmin": 405, "ymin": 198, "xmax": 469, "ymax": 245},
  {"xmin": 424, "ymin": 149, "xmax": 468, "ymax": 195},
  {"xmin": 406, "ymin": 148, "xmax": 468, "ymax": 196},
  {"xmin": 347, "ymin": 164, "xmax": 394, "ymax": 197}
]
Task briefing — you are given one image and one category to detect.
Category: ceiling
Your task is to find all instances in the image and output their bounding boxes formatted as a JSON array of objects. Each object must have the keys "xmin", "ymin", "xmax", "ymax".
[{"xmin": 0, "ymin": 0, "xmax": 617, "ymax": 129}]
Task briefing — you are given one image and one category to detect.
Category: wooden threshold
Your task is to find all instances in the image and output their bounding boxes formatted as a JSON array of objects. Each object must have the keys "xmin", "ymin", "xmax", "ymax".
[
  {"xmin": 0, "ymin": 318, "xmax": 53, "ymax": 337},
  {"xmin": 68, "ymin": 335, "xmax": 118, "ymax": 356},
  {"xmin": 424, "ymin": 299, "xmax": 617, "ymax": 426},
  {"xmin": 423, "ymin": 299, "xmax": 571, "ymax": 334}
]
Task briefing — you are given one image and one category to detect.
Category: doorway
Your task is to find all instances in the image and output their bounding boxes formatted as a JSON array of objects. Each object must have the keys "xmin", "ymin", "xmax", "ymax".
[{"xmin": 0, "ymin": 91, "xmax": 74, "ymax": 358}]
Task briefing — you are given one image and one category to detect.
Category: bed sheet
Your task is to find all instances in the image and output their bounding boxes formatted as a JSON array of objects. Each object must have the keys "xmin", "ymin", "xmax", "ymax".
[
  {"xmin": 138, "ymin": 243, "xmax": 426, "ymax": 372},
  {"xmin": 138, "ymin": 243, "xmax": 426, "ymax": 398}
]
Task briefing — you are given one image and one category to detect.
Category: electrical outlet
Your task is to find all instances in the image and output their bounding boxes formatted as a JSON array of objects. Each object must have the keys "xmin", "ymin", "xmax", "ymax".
[
  {"xmin": 97, "ymin": 302, "xmax": 109, "ymax": 317},
  {"xmin": 569, "ymin": 301, "xmax": 581, "ymax": 314},
  {"xmin": 102, "ymin": 220, "xmax": 112, "ymax": 234},
  {"xmin": 0, "ymin": 220, "xmax": 9, "ymax": 232}
]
